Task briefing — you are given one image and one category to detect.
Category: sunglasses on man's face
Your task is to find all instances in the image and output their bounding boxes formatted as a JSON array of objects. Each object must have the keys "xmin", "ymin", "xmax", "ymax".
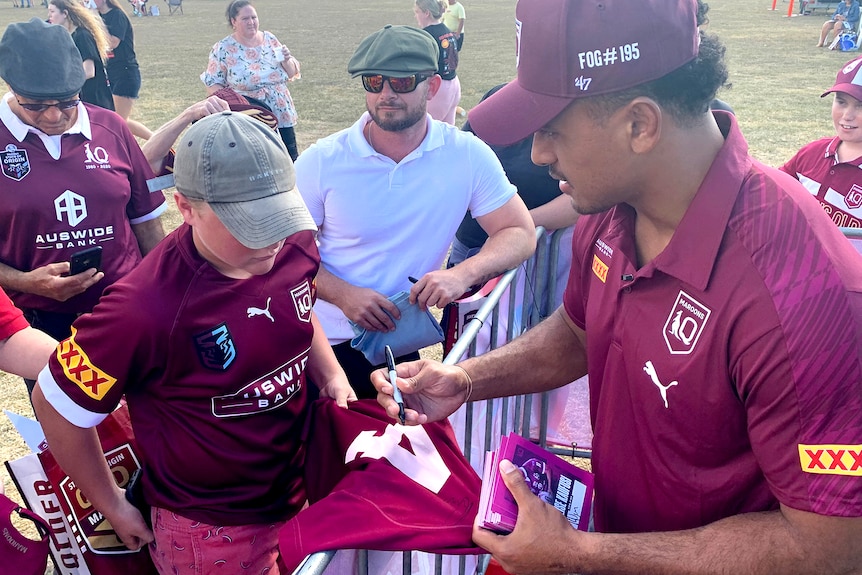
[
  {"xmin": 361, "ymin": 73, "xmax": 434, "ymax": 94},
  {"xmin": 16, "ymin": 98, "xmax": 80, "ymax": 113}
]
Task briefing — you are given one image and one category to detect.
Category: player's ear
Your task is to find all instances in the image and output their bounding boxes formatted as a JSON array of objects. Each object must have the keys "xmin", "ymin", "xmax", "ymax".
[{"xmin": 624, "ymin": 97, "xmax": 661, "ymax": 155}]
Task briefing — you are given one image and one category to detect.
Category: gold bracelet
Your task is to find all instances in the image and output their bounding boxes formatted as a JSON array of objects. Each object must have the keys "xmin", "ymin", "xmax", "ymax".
[{"xmin": 453, "ymin": 364, "xmax": 473, "ymax": 403}]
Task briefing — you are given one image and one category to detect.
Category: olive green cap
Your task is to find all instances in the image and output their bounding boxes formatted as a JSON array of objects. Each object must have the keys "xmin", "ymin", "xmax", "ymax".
[{"xmin": 347, "ymin": 25, "xmax": 438, "ymax": 78}]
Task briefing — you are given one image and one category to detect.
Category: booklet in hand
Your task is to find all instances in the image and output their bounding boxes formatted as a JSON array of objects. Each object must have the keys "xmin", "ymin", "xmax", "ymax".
[{"xmin": 476, "ymin": 432, "xmax": 593, "ymax": 534}]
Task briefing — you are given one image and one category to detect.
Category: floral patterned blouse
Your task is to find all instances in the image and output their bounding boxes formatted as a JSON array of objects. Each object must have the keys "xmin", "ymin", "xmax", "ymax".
[{"xmin": 201, "ymin": 31, "xmax": 297, "ymax": 128}]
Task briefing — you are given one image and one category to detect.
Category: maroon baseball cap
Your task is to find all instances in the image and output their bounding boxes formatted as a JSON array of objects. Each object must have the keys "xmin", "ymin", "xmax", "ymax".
[
  {"xmin": 822, "ymin": 56, "xmax": 862, "ymax": 101},
  {"xmin": 468, "ymin": 0, "xmax": 700, "ymax": 146}
]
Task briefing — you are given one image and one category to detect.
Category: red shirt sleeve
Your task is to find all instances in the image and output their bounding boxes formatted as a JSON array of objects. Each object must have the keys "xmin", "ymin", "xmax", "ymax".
[{"xmin": 0, "ymin": 288, "xmax": 29, "ymax": 340}]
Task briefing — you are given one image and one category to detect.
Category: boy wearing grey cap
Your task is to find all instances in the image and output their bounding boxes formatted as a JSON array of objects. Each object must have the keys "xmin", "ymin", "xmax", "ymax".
[
  {"xmin": 295, "ymin": 25, "xmax": 535, "ymax": 398},
  {"xmin": 0, "ymin": 18, "xmax": 165, "ymax": 396},
  {"xmin": 374, "ymin": 0, "xmax": 862, "ymax": 573},
  {"xmin": 33, "ymin": 112, "xmax": 355, "ymax": 575}
]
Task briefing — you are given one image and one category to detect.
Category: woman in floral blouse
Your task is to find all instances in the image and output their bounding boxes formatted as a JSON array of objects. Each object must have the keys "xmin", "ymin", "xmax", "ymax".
[{"xmin": 201, "ymin": 0, "xmax": 301, "ymax": 159}]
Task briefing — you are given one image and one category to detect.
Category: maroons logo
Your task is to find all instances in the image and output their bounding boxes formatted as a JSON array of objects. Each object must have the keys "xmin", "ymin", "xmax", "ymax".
[
  {"xmin": 663, "ymin": 291, "xmax": 711, "ymax": 355},
  {"xmin": 846, "ymin": 184, "xmax": 862, "ymax": 210},
  {"xmin": 290, "ymin": 281, "xmax": 312, "ymax": 323},
  {"xmin": 0, "ymin": 144, "xmax": 29, "ymax": 181},
  {"xmin": 194, "ymin": 322, "xmax": 236, "ymax": 371}
]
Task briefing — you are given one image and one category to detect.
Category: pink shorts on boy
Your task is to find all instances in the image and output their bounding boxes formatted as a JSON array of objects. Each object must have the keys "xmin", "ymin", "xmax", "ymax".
[{"xmin": 149, "ymin": 506, "xmax": 285, "ymax": 575}]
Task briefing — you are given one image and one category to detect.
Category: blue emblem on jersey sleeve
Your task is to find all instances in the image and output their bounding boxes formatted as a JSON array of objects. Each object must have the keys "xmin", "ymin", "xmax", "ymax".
[
  {"xmin": 194, "ymin": 322, "xmax": 236, "ymax": 371},
  {"xmin": 0, "ymin": 144, "xmax": 30, "ymax": 181}
]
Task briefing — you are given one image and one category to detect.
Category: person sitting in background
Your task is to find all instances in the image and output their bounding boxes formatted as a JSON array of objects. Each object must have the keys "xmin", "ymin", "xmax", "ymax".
[
  {"xmin": 781, "ymin": 55, "xmax": 862, "ymax": 228},
  {"xmin": 0, "ymin": 18, "xmax": 166, "ymax": 396},
  {"xmin": 0, "ymin": 288, "xmax": 57, "ymax": 381},
  {"xmin": 129, "ymin": 0, "xmax": 146, "ymax": 16},
  {"xmin": 413, "ymin": 0, "xmax": 461, "ymax": 124},
  {"xmin": 817, "ymin": 0, "xmax": 860, "ymax": 48},
  {"xmin": 48, "ymin": 0, "xmax": 114, "ymax": 111},
  {"xmin": 202, "ymin": 0, "xmax": 302, "ymax": 160}
]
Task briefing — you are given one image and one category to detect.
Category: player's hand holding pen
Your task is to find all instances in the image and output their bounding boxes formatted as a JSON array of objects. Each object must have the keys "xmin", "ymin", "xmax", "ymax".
[
  {"xmin": 371, "ymin": 357, "xmax": 474, "ymax": 425},
  {"xmin": 384, "ymin": 345, "xmax": 405, "ymax": 425}
]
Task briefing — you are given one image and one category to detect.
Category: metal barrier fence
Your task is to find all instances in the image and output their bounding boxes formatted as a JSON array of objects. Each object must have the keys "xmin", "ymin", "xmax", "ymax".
[
  {"xmin": 840, "ymin": 227, "xmax": 862, "ymax": 239},
  {"xmin": 293, "ymin": 227, "xmax": 586, "ymax": 575},
  {"xmin": 291, "ymin": 226, "xmax": 862, "ymax": 575}
]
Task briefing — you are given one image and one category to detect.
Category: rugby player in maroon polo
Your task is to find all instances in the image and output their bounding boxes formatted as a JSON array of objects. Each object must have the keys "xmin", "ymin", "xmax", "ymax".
[{"xmin": 372, "ymin": 1, "xmax": 862, "ymax": 573}]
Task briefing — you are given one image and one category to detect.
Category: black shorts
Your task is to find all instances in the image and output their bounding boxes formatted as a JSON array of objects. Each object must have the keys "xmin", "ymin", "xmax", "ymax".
[{"xmin": 107, "ymin": 64, "xmax": 142, "ymax": 98}]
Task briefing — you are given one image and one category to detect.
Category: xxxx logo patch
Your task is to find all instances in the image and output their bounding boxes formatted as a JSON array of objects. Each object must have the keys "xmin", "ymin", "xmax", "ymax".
[
  {"xmin": 591, "ymin": 254, "xmax": 609, "ymax": 283},
  {"xmin": 56, "ymin": 327, "xmax": 117, "ymax": 400},
  {"xmin": 798, "ymin": 444, "xmax": 862, "ymax": 476}
]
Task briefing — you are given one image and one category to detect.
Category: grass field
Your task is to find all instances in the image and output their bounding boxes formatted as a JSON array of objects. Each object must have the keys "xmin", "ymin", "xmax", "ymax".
[{"xmin": 0, "ymin": 0, "xmax": 853, "ymax": 554}]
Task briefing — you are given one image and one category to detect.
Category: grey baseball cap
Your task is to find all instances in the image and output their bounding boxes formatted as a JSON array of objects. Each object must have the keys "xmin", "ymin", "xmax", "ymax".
[
  {"xmin": 174, "ymin": 111, "xmax": 316, "ymax": 249},
  {"xmin": 0, "ymin": 18, "xmax": 85, "ymax": 101}
]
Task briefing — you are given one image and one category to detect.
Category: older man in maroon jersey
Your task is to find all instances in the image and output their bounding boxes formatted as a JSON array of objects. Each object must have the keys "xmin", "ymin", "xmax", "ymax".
[{"xmin": 0, "ymin": 18, "xmax": 165, "ymax": 396}]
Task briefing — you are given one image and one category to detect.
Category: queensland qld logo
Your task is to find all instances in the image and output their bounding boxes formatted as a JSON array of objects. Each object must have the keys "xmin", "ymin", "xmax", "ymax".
[
  {"xmin": 663, "ymin": 291, "xmax": 711, "ymax": 355},
  {"xmin": 84, "ymin": 142, "xmax": 109, "ymax": 164},
  {"xmin": 0, "ymin": 144, "xmax": 29, "ymax": 181},
  {"xmin": 846, "ymin": 184, "xmax": 862, "ymax": 210},
  {"xmin": 290, "ymin": 281, "xmax": 312, "ymax": 323},
  {"xmin": 194, "ymin": 322, "xmax": 236, "ymax": 371}
]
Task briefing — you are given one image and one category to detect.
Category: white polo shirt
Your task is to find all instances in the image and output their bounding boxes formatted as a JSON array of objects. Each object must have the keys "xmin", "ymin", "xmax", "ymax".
[{"xmin": 295, "ymin": 113, "xmax": 516, "ymax": 343}]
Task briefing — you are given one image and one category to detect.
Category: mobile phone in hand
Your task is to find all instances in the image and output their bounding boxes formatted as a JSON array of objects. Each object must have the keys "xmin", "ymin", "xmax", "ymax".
[
  {"xmin": 69, "ymin": 246, "xmax": 102, "ymax": 276},
  {"xmin": 124, "ymin": 468, "xmax": 152, "ymax": 528}
]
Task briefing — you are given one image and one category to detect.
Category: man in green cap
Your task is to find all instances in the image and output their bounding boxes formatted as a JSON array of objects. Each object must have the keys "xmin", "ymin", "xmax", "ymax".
[{"xmin": 295, "ymin": 24, "xmax": 535, "ymax": 398}]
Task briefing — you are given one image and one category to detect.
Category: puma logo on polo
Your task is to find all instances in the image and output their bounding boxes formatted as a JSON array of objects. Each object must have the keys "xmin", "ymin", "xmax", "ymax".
[
  {"xmin": 247, "ymin": 297, "xmax": 274, "ymax": 322},
  {"xmin": 643, "ymin": 360, "xmax": 678, "ymax": 409}
]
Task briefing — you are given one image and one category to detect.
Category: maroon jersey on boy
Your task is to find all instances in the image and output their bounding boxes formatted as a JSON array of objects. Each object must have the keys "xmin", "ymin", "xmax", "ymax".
[
  {"xmin": 0, "ymin": 288, "xmax": 27, "ymax": 340},
  {"xmin": 279, "ymin": 399, "xmax": 482, "ymax": 572},
  {"xmin": 780, "ymin": 136, "xmax": 862, "ymax": 229},
  {"xmin": 39, "ymin": 224, "xmax": 319, "ymax": 525},
  {"xmin": 0, "ymin": 99, "xmax": 165, "ymax": 314},
  {"xmin": 564, "ymin": 112, "xmax": 862, "ymax": 533}
]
